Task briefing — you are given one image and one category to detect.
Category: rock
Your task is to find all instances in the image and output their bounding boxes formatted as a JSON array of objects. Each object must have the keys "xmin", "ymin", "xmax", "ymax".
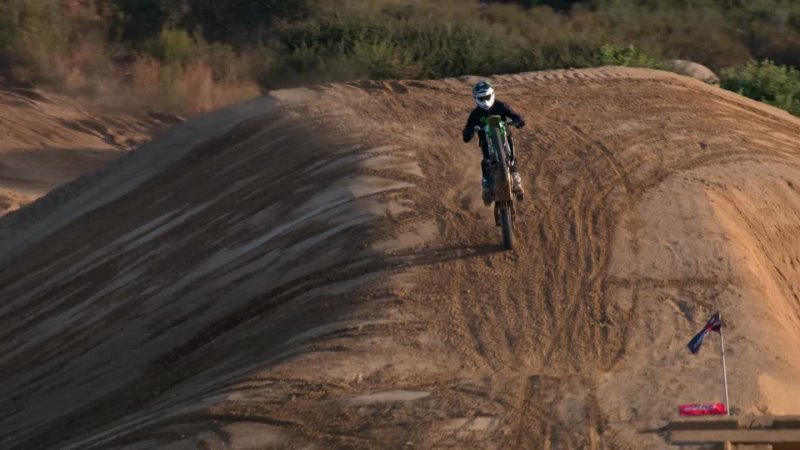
[{"xmin": 669, "ymin": 59, "xmax": 720, "ymax": 85}]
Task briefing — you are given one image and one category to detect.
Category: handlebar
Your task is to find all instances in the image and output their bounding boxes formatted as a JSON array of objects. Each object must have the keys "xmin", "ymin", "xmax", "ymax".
[{"xmin": 474, "ymin": 118, "xmax": 517, "ymax": 131}]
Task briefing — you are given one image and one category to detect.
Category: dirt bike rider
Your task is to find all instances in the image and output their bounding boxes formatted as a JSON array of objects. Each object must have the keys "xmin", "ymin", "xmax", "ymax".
[{"xmin": 462, "ymin": 80, "xmax": 525, "ymax": 206}]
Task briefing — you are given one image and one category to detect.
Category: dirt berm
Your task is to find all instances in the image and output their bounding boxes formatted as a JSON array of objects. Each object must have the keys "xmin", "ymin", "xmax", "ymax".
[
  {"xmin": 0, "ymin": 88, "xmax": 164, "ymax": 216},
  {"xmin": 1, "ymin": 67, "xmax": 800, "ymax": 449}
]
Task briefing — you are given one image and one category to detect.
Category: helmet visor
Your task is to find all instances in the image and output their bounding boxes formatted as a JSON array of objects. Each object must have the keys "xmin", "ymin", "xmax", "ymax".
[{"xmin": 478, "ymin": 94, "xmax": 492, "ymax": 102}]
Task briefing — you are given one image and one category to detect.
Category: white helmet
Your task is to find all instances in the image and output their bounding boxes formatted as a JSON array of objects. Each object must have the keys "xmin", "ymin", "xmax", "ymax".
[{"xmin": 472, "ymin": 80, "xmax": 495, "ymax": 110}]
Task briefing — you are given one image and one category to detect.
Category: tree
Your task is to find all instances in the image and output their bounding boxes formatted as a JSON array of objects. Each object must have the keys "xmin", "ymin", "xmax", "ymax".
[
  {"xmin": 186, "ymin": 0, "xmax": 311, "ymax": 44},
  {"xmin": 107, "ymin": 0, "xmax": 185, "ymax": 43}
]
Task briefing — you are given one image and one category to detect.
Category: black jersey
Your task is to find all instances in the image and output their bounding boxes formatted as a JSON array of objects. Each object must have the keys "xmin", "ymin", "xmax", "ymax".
[{"xmin": 462, "ymin": 100, "xmax": 524, "ymax": 143}]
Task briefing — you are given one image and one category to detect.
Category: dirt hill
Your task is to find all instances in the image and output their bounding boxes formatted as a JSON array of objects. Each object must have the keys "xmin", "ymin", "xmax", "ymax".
[
  {"xmin": 1, "ymin": 67, "xmax": 799, "ymax": 449},
  {"xmin": 0, "ymin": 87, "xmax": 170, "ymax": 215}
]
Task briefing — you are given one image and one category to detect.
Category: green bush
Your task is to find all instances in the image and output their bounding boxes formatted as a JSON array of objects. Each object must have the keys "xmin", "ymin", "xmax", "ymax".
[
  {"xmin": 202, "ymin": 42, "xmax": 254, "ymax": 83},
  {"xmin": 186, "ymin": 0, "xmax": 311, "ymax": 44},
  {"xmin": 721, "ymin": 60, "xmax": 800, "ymax": 115},
  {"xmin": 270, "ymin": 1, "xmax": 529, "ymax": 82},
  {"xmin": 353, "ymin": 40, "xmax": 420, "ymax": 79},
  {"xmin": 0, "ymin": 0, "xmax": 71, "ymax": 82},
  {"xmin": 107, "ymin": 0, "xmax": 169, "ymax": 43},
  {"xmin": 6, "ymin": 0, "xmax": 800, "ymax": 117},
  {"xmin": 599, "ymin": 44, "xmax": 666, "ymax": 69},
  {"xmin": 146, "ymin": 28, "xmax": 198, "ymax": 67},
  {"xmin": 0, "ymin": 0, "xmax": 69, "ymax": 48},
  {"xmin": 523, "ymin": 38, "xmax": 605, "ymax": 70},
  {"xmin": 594, "ymin": 1, "xmax": 750, "ymax": 70}
]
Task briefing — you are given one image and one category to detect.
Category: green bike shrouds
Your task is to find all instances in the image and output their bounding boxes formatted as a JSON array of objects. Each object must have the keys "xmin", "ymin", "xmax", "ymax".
[
  {"xmin": 481, "ymin": 115, "xmax": 509, "ymax": 161},
  {"xmin": 482, "ymin": 115, "xmax": 516, "ymax": 250},
  {"xmin": 482, "ymin": 115, "xmax": 512, "ymax": 193}
]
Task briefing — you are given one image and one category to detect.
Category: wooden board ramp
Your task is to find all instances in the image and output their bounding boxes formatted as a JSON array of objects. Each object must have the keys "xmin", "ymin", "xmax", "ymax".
[{"xmin": 667, "ymin": 416, "xmax": 800, "ymax": 449}]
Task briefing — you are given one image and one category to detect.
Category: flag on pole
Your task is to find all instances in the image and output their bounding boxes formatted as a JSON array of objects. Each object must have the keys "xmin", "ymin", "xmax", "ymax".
[{"xmin": 688, "ymin": 312, "xmax": 723, "ymax": 354}]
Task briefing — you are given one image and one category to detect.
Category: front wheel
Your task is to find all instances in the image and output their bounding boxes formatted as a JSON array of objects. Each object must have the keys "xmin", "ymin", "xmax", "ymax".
[{"xmin": 500, "ymin": 208, "xmax": 513, "ymax": 250}]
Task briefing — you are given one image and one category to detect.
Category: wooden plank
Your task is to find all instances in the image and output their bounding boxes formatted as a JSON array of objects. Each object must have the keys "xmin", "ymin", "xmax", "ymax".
[
  {"xmin": 668, "ymin": 418, "xmax": 739, "ymax": 431},
  {"xmin": 670, "ymin": 429, "xmax": 800, "ymax": 444},
  {"xmin": 773, "ymin": 418, "xmax": 800, "ymax": 429}
]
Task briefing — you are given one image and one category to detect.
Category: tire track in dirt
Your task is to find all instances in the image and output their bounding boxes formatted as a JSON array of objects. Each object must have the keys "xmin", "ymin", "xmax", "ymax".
[
  {"xmin": 410, "ymin": 68, "xmax": 800, "ymax": 448},
  {"xmin": 4, "ymin": 68, "xmax": 800, "ymax": 449},
  {"xmin": 537, "ymin": 121, "xmax": 638, "ymax": 369}
]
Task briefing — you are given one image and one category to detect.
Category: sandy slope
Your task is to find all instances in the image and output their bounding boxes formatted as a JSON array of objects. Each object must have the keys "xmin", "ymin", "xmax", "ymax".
[
  {"xmin": 0, "ymin": 88, "xmax": 167, "ymax": 215},
  {"xmin": 1, "ymin": 67, "xmax": 800, "ymax": 449}
]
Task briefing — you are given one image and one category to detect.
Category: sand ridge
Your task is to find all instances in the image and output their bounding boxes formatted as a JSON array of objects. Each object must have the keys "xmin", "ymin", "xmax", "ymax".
[
  {"xmin": 1, "ymin": 67, "xmax": 800, "ymax": 449},
  {"xmin": 0, "ymin": 87, "xmax": 169, "ymax": 216}
]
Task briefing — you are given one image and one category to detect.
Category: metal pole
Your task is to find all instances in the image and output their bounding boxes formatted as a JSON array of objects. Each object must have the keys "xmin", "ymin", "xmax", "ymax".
[{"xmin": 719, "ymin": 313, "xmax": 731, "ymax": 415}]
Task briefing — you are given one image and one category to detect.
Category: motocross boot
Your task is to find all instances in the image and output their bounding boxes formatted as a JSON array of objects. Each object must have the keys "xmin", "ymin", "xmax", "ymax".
[
  {"xmin": 512, "ymin": 172, "xmax": 524, "ymax": 201},
  {"xmin": 481, "ymin": 177, "xmax": 493, "ymax": 207}
]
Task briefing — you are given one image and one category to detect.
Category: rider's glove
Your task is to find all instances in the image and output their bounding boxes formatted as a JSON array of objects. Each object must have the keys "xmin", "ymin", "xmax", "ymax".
[
  {"xmin": 463, "ymin": 128, "xmax": 474, "ymax": 143},
  {"xmin": 515, "ymin": 119, "xmax": 525, "ymax": 129}
]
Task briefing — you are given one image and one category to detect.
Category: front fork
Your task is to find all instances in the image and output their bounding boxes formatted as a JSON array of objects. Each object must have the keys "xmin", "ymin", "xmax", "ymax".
[{"xmin": 494, "ymin": 201, "xmax": 516, "ymax": 227}]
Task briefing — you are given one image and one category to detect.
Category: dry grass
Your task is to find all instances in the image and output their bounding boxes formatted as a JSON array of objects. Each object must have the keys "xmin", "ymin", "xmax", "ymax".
[
  {"xmin": 20, "ymin": 52, "xmax": 261, "ymax": 116},
  {"xmin": 123, "ymin": 57, "xmax": 260, "ymax": 114},
  {"xmin": 1, "ymin": 1, "xmax": 260, "ymax": 116}
]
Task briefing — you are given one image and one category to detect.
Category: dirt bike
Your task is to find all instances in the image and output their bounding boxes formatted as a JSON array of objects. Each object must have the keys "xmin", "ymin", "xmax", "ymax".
[{"xmin": 476, "ymin": 115, "xmax": 521, "ymax": 251}]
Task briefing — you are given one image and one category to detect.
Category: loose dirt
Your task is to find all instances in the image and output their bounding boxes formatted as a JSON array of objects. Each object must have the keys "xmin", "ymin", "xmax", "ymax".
[
  {"xmin": 1, "ymin": 67, "xmax": 799, "ymax": 449},
  {"xmin": 0, "ymin": 88, "xmax": 170, "ymax": 216}
]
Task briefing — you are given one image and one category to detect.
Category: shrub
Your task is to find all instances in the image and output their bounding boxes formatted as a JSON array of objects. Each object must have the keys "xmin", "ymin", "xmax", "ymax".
[
  {"xmin": 0, "ymin": 0, "xmax": 118, "ymax": 91},
  {"xmin": 188, "ymin": 0, "xmax": 312, "ymax": 44},
  {"xmin": 107, "ymin": 0, "xmax": 169, "ymax": 43},
  {"xmin": 202, "ymin": 42, "xmax": 250, "ymax": 83},
  {"xmin": 524, "ymin": 37, "xmax": 605, "ymax": 70},
  {"xmin": 0, "ymin": 0, "xmax": 71, "ymax": 83},
  {"xmin": 599, "ymin": 44, "xmax": 667, "ymax": 69},
  {"xmin": 353, "ymin": 40, "xmax": 421, "ymax": 79},
  {"xmin": 270, "ymin": 1, "xmax": 528, "ymax": 82},
  {"xmin": 6, "ymin": 0, "xmax": 800, "ymax": 118},
  {"xmin": 146, "ymin": 28, "xmax": 199, "ymax": 67},
  {"xmin": 721, "ymin": 60, "xmax": 800, "ymax": 115},
  {"xmin": 126, "ymin": 56, "xmax": 259, "ymax": 114}
]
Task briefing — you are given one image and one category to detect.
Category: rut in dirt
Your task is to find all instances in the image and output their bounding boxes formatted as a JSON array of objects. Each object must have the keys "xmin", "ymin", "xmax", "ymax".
[{"xmin": 3, "ymin": 68, "xmax": 800, "ymax": 449}]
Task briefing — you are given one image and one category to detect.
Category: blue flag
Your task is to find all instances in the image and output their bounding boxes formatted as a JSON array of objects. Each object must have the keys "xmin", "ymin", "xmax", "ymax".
[{"xmin": 688, "ymin": 312, "xmax": 723, "ymax": 354}]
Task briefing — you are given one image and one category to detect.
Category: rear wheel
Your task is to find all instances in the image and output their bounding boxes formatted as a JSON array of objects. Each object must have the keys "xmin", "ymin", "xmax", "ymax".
[{"xmin": 500, "ymin": 208, "xmax": 513, "ymax": 250}]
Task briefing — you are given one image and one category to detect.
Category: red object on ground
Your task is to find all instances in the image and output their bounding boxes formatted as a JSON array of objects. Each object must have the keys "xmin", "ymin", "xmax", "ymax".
[{"xmin": 678, "ymin": 403, "xmax": 728, "ymax": 416}]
